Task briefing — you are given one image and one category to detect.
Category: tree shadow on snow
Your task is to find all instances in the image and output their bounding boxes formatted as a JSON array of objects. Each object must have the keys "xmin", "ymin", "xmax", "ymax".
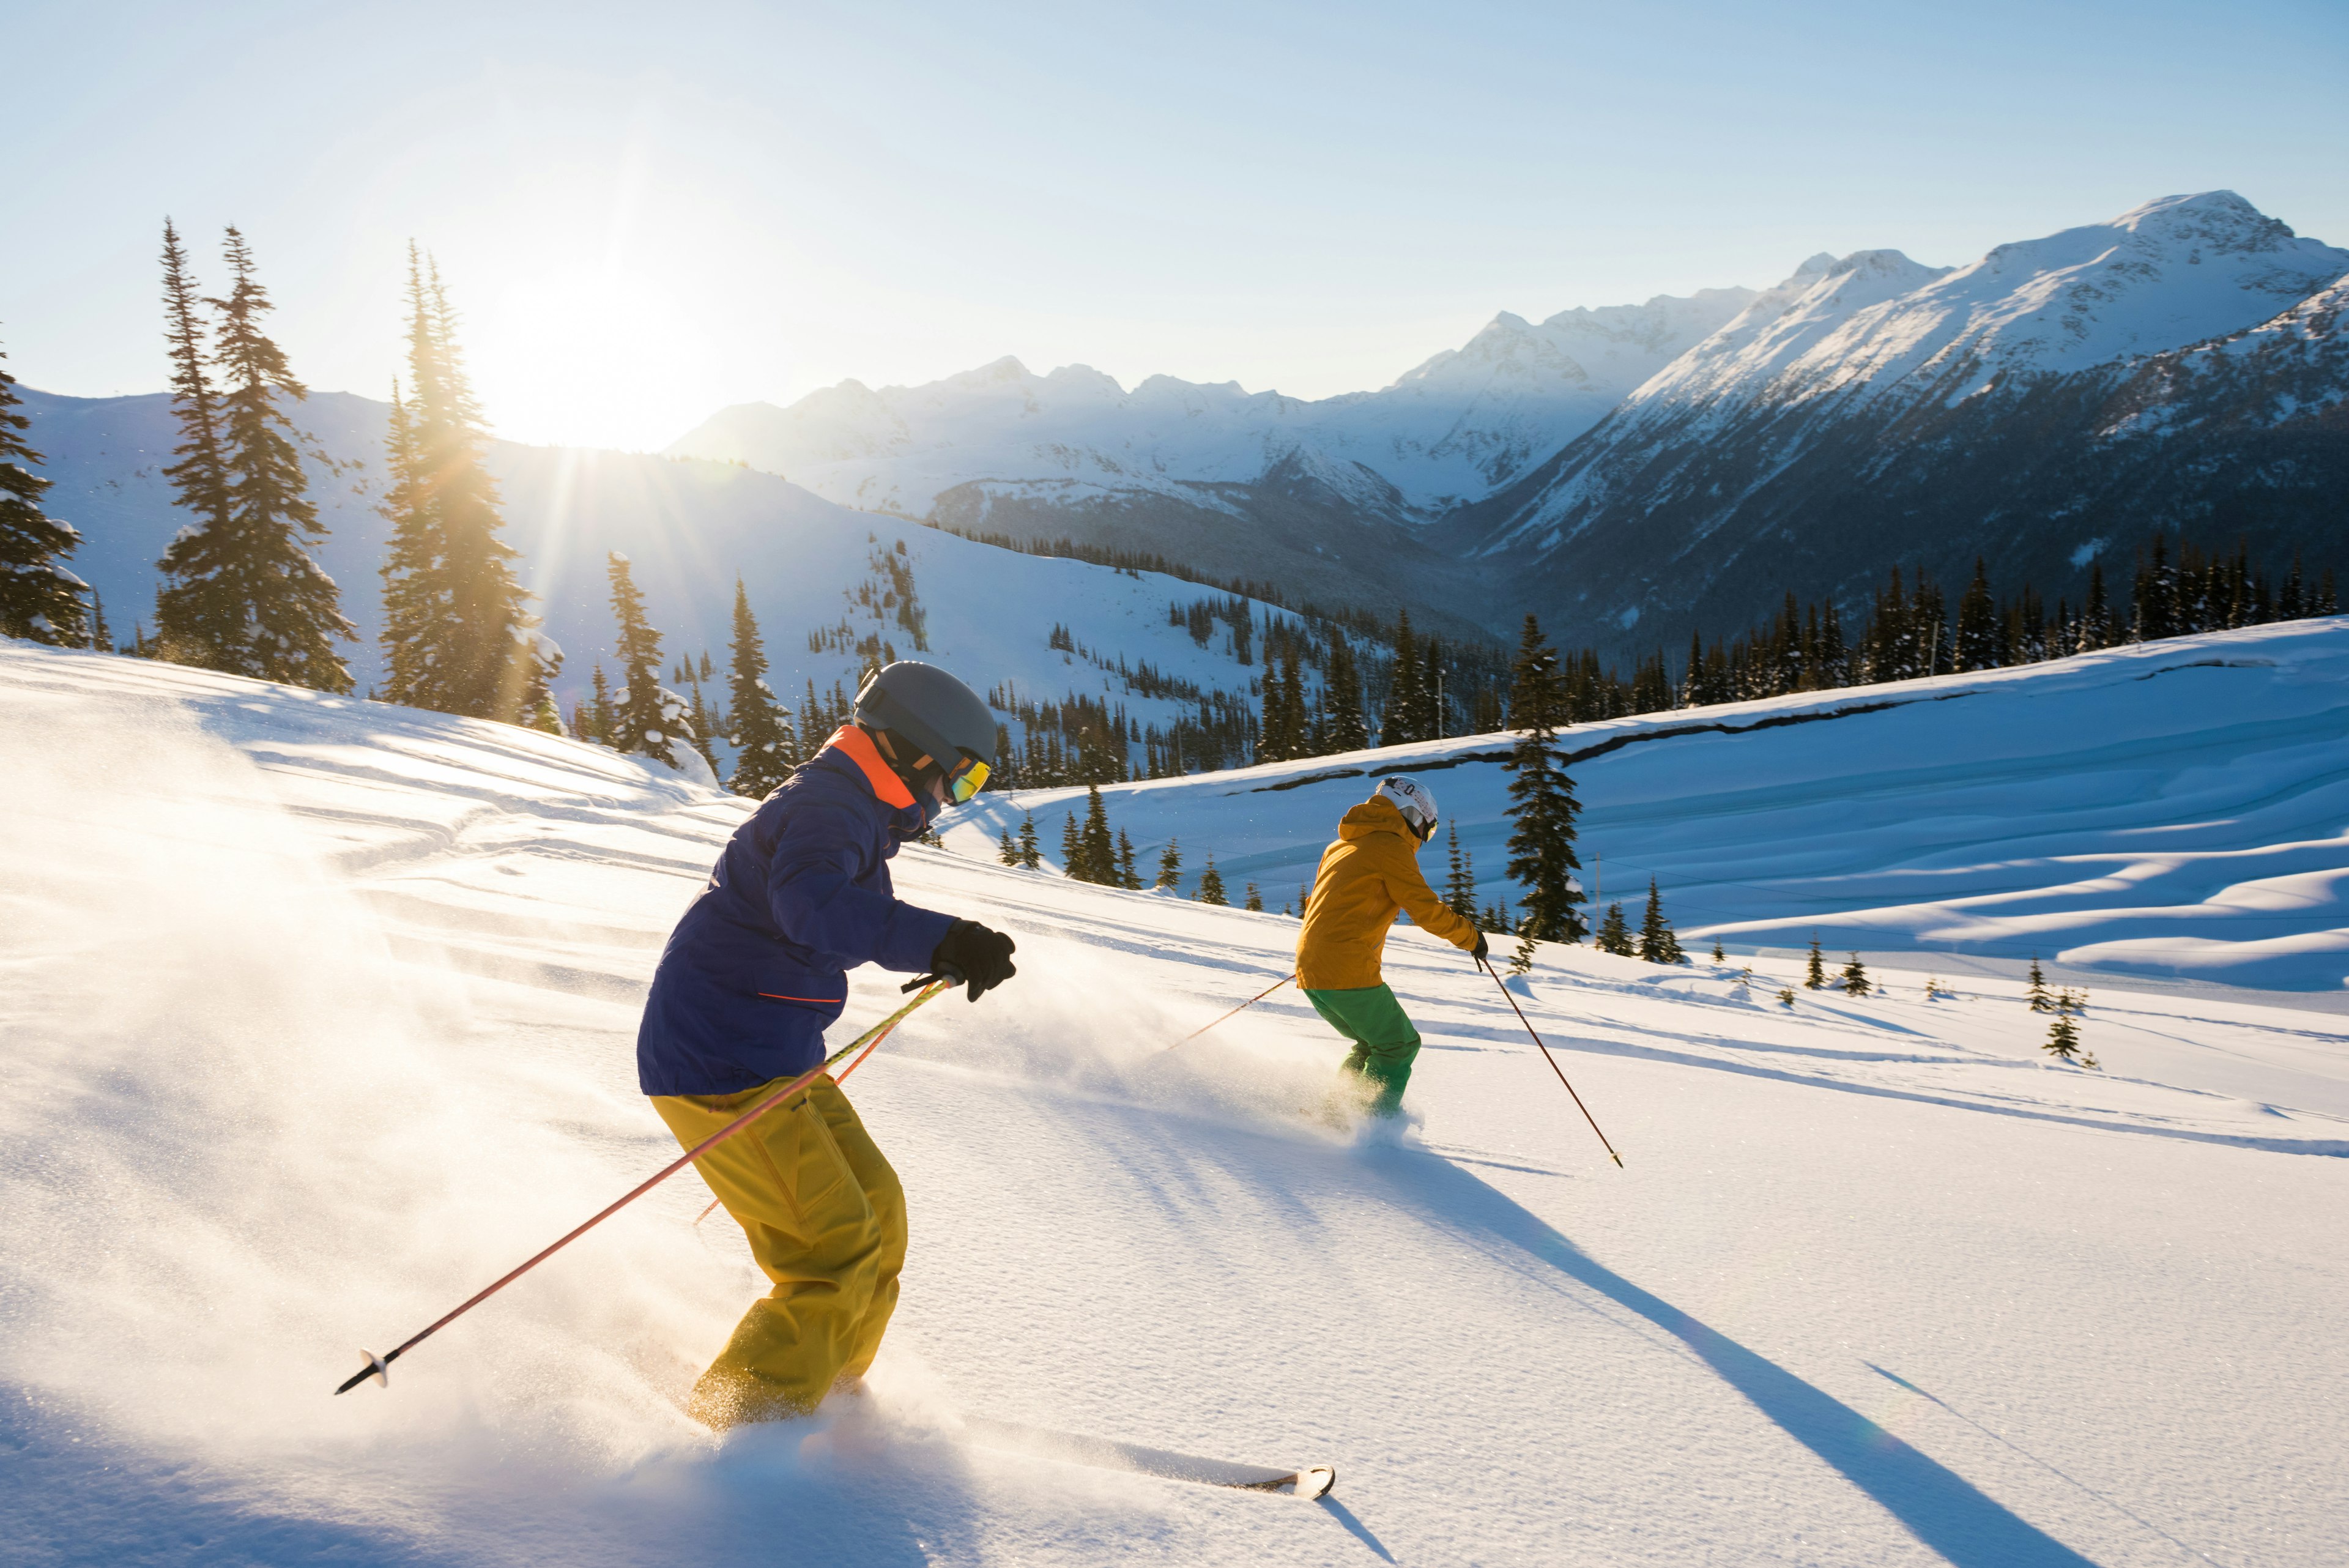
[{"xmin": 1359, "ymin": 1148, "xmax": 2104, "ymax": 1568}]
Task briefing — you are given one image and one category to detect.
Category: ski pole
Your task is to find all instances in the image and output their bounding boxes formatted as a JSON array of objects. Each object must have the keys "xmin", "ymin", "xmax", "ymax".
[
  {"xmin": 336, "ymin": 979, "xmax": 952, "ymax": 1395},
  {"xmin": 1476, "ymin": 955, "xmax": 1624, "ymax": 1168},
  {"xmin": 689, "ymin": 980, "xmax": 931, "ymax": 1228},
  {"xmin": 1160, "ymin": 973, "xmax": 1295, "ymax": 1052}
]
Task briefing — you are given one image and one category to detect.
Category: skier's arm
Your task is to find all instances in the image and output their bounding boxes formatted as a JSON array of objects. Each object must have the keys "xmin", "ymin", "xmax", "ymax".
[
  {"xmin": 764, "ymin": 800, "xmax": 956, "ymax": 973},
  {"xmin": 1384, "ymin": 845, "xmax": 1481, "ymax": 952}
]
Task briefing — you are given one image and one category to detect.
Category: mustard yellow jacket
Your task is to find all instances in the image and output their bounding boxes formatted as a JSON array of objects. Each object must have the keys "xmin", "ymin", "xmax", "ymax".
[{"xmin": 1296, "ymin": 797, "xmax": 1480, "ymax": 989}]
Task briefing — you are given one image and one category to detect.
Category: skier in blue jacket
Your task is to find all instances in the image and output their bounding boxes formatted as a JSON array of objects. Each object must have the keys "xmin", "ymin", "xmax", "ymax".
[{"xmin": 639, "ymin": 661, "xmax": 1016, "ymax": 1428}]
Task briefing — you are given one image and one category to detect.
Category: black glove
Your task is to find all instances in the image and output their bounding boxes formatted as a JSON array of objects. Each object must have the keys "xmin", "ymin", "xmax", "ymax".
[
  {"xmin": 927, "ymin": 919, "xmax": 1017, "ymax": 1002},
  {"xmin": 1471, "ymin": 930, "xmax": 1490, "ymax": 964}
]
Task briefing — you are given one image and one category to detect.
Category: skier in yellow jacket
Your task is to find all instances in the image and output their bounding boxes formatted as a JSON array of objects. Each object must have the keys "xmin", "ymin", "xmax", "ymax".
[{"xmin": 1296, "ymin": 776, "xmax": 1486, "ymax": 1118}]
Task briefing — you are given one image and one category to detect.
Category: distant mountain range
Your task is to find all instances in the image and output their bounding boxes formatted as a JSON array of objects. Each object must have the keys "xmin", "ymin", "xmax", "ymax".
[{"xmin": 675, "ymin": 190, "xmax": 2349, "ymax": 657}]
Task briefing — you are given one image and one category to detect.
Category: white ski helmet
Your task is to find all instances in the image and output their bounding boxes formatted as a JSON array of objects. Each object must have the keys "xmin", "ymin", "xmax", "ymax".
[{"xmin": 1372, "ymin": 775, "xmax": 1439, "ymax": 841}]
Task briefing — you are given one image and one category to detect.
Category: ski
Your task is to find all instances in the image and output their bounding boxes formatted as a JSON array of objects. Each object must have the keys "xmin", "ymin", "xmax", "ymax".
[{"xmin": 959, "ymin": 1416, "xmax": 1335, "ymax": 1499}]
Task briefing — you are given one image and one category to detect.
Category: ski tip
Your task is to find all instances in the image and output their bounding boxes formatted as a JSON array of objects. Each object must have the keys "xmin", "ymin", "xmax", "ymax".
[
  {"xmin": 335, "ymin": 1348, "xmax": 389, "ymax": 1396},
  {"xmin": 1293, "ymin": 1465, "xmax": 1337, "ymax": 1500}
]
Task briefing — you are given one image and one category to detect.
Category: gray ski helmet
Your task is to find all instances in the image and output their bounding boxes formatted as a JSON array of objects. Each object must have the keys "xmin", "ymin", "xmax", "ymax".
[
  {"xmin": 1373, "ymin": 775, "xmax": 1439, "ymax": 839},
  {"xmin": 854, "ymin": 661, "xmax": 997, "ymax": 772}
]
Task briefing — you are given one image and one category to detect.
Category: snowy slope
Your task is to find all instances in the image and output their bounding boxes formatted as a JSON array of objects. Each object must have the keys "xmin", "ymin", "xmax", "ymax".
[
  {"xmin": 15, "ymin": 385, "xmax": 1299, "ymax": 762},
  {"xmin": 959, "ymin": 619, "xmax": 2349, "ymax": 999},
  {"xmin": 665, "ymin": 288, "xmax": 1755, "ymax": 518},
  {"xmin": 7, "ymin": 639, "xmax": 2348, "ymax": 1567}
]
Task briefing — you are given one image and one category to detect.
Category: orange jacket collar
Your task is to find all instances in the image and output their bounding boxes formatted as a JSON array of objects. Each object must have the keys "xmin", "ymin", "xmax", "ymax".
[{"xmin": 825, "ymin": 724, "xmax": 917, "ymax": 809}]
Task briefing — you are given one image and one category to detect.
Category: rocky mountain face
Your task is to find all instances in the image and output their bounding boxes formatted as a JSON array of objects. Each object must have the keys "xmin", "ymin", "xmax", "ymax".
[{"xmin": 1452, "ymin": 192, "xmax": 2349, "ymax": 656}]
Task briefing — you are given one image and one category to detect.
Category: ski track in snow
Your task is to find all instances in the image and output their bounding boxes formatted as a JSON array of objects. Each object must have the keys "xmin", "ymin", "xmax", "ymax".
[{"xmin": 4, "ymin": 637, "xmax": 2347, "ymax": 1566}]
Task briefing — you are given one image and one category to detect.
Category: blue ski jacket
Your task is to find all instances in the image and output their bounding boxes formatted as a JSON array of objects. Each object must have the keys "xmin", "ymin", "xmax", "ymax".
[{"xmin": 636, "ymin": 726, "xmax": 959, "ymax": 1096}]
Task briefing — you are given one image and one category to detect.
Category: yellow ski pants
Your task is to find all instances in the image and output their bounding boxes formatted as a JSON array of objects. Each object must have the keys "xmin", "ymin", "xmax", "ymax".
[{"xmin": 650, "ymin": 1072, "xmax": 906, "ymax": 1429}]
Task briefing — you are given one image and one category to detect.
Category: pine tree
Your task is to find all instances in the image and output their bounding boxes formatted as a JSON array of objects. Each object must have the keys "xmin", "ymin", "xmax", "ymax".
[
  {"xmin": 1381, "ymin": 608, "xmax": 1422, "ymax": 745},
  {"xmin": 1156, "ymin": 836, "xmax": 1182, "ymax": 890},
  {"xmin": 1596, "ymin": 902, "xmax": 1633, "ymax": 956},
  {"xmin": 1117, "ymin": 828, "xmax": 1141, "ymax": 890},
  {"xmin": 0, "ymin": 333, "xmax": 89, "ymax": 645},
  {"xmin": 1412, "ymin": 634, "xmax": 1445, "ymax": 741},
  {"xmin": 1443, "ymin": 820, "xmax": 1479, "ymax": 922},
  {"xmin": 1504, "ymin": 615, "xmax": 1587, "ymax": 942},
  {"xmin": 1245, "ymin": 882, "xmax": 1264, "ymax": 912},
  {"xmin": 604, "ymin": 552, "xmax": 676, "ymax": 764},
  {"xmin": 154, "ymin": 220, "xmax": 231, "ymax": 653},
  {"xmin": 2044, "ymin": 989, "xmax": 2084, "ymax": 1062},
  {"xmin": 1077, "ymin": 784, "xmax": 1115, "ymax": 883},
  {"xmin": 154, "ymin": 228, "xmax": 351, "ymax": 686},
  {"xmin": 2027, "ymin": 956, "xmax": 2051, "ymax": 1013},
  {"xmin": 377, "ymin": 247, "xmax": 536, "ymax": 718},
  {"xmin": 1635, "ymin": 879, "xmax": 1684, "ymax": 964},
  {"xmin": 1711, "ymin": 938, "xmax": 1726, "ymax": 963},
  {"xmin": 1323, "ymin": 632, "xmax": 1368, "ymax": 752},
  {"xmin": 1508, "ymin": 927, "xmax": 1536, "ymax": 975},
  {"xmin": 998, "ymin": 828, "xmax": 1020, "ymax": 866},
  {"xmin": 1060, "ymin": 812, "xmax": 1083, "ymax": 876},
  {"xmin": 1017, "ymin": 813, "xmax": 1042, "ymax": 869},
  {"xmin": 1805, "ymin": 934, "xmax": 1826, "ymax": 989},
  {"xmin": 1197, "ymin": 855, "xmax": 1227, "ymax": 905},
  {"xmin": 1955, "ymin": 557, "xmax": 2000, "ymax": 671},
  {"xmin": 584, "ymin": 665, "xmax": 614, "ymax": 743},
  {"xmin": 1841, "ymin": 953, "xmax": 1871, "ymax": 996},
  {"xmin": 725, "ymin": 578, "xmax": 797, "ymax": 797},
  {"xmin": 89, "ymin": 591, "xmax": 112, "ymax": 652}
]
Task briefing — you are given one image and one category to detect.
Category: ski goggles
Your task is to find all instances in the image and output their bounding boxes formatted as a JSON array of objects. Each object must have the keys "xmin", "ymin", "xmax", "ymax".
[{"xmin": 942, "ymin": 752, "xmax": 991, "ymax": 804}]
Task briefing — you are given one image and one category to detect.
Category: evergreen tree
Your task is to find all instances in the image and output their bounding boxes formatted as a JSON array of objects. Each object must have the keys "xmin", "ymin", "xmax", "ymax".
[
  {"xmin": 584, "ymin": 665, "xmax": 614, "ymax": 743},
  {"xmin": 1017, "ymin": 813, "xmax": 1042, "ymax": 870},
  {"xmin": 1077, "ymin": 784, "xmax": 1115, "ymax": 883},
  {"xmin": 1805, "ymin": 934, "xmax": 1826, "ymax": 989},
  {"xmin": 1117, "ymin": 828, "xmax": 1141, "ymax": 890},
  {"xmin": 1508, "ymin": 927, "xmax": 1536, "ymax": 975},
  {"xmin": 1637, "ymin": 879, "xmax": 1684, "ymax": 964},
  {"xmin": 1060, "ymin": 812, "xmax": 1083, "ymax": 876},
  {"xmin": 524, "ymin": 688, "xmax": 566, "ymax": 735},
  {"xmin": 155, "ymin": 228, "xmax": 351, "ymax": 687},
  {"xmin": 2027, "ymin": 956, "xmax": 2051, "ymax": 1013},
  {"xmin": 1196, "ymin": 855, "xmax": 1227, "ymax": 905},
  {"xmin": 0, "ymin": 333, "xmax": 89, "ymax": 645},
  {"xmin": 154, "ymin": 220, "xmax": 231, "ymax": 647},
  {"xmin": 1841, "ymin": 953, "xmax": 1871, "ymax": 996},
  {"xmin": 1156, "ymin": 836, "xmax": 1182, "ymax": 890},
  {"xmin": 2044, "ymin": 989, "xmax": 2084, "ymax": 1062},
  {"xmin": 1596, "ymin": 902, "xmax": 1634, "ymax": 956},
  {"xmin": 89, "ymin": 591, "xmax": 111, "ymax": 652},
  {"xmin": 1503, "ymin": 614, "xmax": 1587, "ymax": 942},
  {"xmin": 1954, "ymin": 557, "xmax": 2000, "ymax": 671},
  {"xmin": 1711, "ymin": 938, "xmax": 1726, "ymax": 963},
  {"xmin": 1381, "ymin": 608, "xmax": 1422, "ymax": 745},
  {"xmin": 1443, "ymin": 820, "xmax": 1479, "ymax": 922},
  {"xmin": 2080, "ymin": 562, "xmax": 2113, "ymax": 650},
  {"xmin": 686, "ymin": 685, "xmax": 722, "ymax": 773},
  {"xmin": 377, "ymin": 247, "xmax": 536, "ymax": 718},
  {"xmin": 998, "ymin": 828, "xmax": 1021, "ymax": 866},
  {"xmin": 1245, "ymin": 882, "xmax": 1264, "ymax": 912},
  {"xmin": 1412, "ymin": 634, "xmax": 1445, "ymax": 740},
  {"xmin": 1323, "ymin": 632, "xmax": 1368, "ymax": 751},
  {"xmin": 724, "ymin": 578, "xmax": 797, "ymax": 797},
  {"xmin": 604, "ymin": 552, "xmax": 677, "ymax": 764}
]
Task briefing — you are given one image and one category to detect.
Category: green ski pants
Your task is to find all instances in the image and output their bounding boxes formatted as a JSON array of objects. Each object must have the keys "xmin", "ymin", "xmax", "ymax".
[{"xmin": 1305, "ymin": 983, "xmax": 1423, "ymax": 1117}]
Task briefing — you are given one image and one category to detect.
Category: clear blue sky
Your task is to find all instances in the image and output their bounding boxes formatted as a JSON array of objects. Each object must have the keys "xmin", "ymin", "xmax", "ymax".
[{"xmin": 9, "ymin": 0, "xmax": 2345, "ymax": 451}]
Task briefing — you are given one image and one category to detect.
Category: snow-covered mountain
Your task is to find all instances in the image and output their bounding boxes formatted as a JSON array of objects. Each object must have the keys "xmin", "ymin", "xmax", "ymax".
[
  {"xmin": 7, "ymin": 632, "xmax": 2348, "ymax": 1564},
  {"xmin": 662, "ymin": 291, "xmax": 1754, "ymax": 631},
  {"xmin": 17, "ymin": 385, "xmax": 1307, "ymax": 762},
  {"xmin": 669, "ymin": 289, "xmax": 1756, "ymax": 518},
  {"xmin": 1453, "ymin": 191, "xmax": 2349, "ymax": 652}
]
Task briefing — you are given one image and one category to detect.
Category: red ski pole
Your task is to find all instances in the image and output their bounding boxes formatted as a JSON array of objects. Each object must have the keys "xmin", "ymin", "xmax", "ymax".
[
  {"xmin": 1160, "ymin": 973, "xmax": 1295, "ymax": 1052},
  {"xmin": 1477, "ymin": 955, "xmax": 1624, "ymax": 1168},
  {"xmin": 336, "ymin": 979, "xmax": 952, "ymax": 1395}
]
